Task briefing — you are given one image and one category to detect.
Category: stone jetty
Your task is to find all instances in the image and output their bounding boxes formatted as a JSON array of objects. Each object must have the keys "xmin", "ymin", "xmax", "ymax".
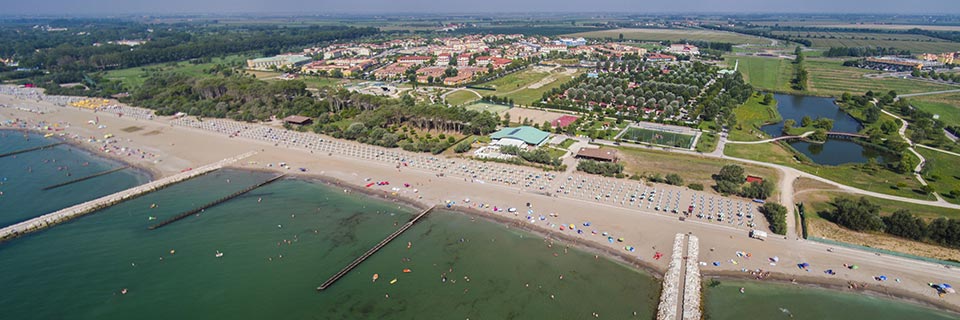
[
  {"xmin": 0, "ymin": 152, "xmax": 255, "ymax": 242},
  {"xmin": 658, "ymin": 233, "xmax": 702, "ymax": 320}
]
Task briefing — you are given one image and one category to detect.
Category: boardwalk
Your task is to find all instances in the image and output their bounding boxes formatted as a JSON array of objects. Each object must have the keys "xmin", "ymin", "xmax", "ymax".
[
  {"xmin": 317, "ymin": 206, "xmax": 435, "ymax": 291},
  {"xmin": 0, "ymin": 152, "xmax": 255, "ymax": 242}
]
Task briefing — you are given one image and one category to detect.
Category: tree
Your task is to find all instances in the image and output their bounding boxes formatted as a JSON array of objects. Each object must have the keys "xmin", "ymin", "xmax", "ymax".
[
  {"xmin": 502, "ymin": 112, "xmax": 511, "ymax": 127},
  {"xmin": 883, "ymin": 210, "xmax": 927, "ymax": 241},
  {"xmin": 823, "ymin": 197, "xmax": 884, "ymax": 232},
  {"xmin": 762, "ymin": 93, "xmax": 774, "ymax": 105},
  {"xmin": 618, "ymin": 33, "xmax": 624, "ymax": 41},
  {"xmin": 715, "ymin": 164, "xmax": 745, "ymax": 184},
  {"xmin": 783, "ymin": 119, "xmax": 796, "ymax": 131},
  {"xmin": 801, "ymin": 116, "xmax": 812, "ymax": 127}
]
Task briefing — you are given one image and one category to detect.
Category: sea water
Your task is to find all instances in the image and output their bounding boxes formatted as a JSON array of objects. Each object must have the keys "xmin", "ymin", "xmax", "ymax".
[
  {"xmin": 0, "ymin": 131, "xmax": 150, "ymax": 226},
  {"xmin": 0, "ymin": 169, "xmax": 660, "ymax": 319},
  {"xmin": 704, "ymin": 279, "xmax": 958, "ymax": 319}
]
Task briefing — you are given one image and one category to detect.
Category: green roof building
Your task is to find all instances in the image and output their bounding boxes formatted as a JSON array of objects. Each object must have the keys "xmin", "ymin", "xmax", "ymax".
[{"xmin": 490, "ymin": 126, "xmax": 551, "ymax": 146}]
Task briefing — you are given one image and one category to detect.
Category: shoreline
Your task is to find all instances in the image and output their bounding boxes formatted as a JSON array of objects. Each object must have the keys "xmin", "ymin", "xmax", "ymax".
[{"xmin": 704, "ymin": 270, "xmax": 960, "ymax": 315}]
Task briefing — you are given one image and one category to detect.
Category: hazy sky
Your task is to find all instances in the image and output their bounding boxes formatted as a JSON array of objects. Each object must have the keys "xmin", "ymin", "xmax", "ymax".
[{"xmin": 5, "ymin": 0, "xmax": 959, "ymax": 15}]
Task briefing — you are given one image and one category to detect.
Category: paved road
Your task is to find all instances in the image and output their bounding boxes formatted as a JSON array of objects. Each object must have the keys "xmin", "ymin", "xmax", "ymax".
[{"xmin": 897, "ymin": 88, "xmax": 960, "ymax": 98}]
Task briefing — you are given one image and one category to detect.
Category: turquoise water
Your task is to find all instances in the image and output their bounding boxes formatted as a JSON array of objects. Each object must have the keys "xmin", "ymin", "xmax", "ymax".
[
  {"xmin": 0, "ymin": 169, "xmax": 660, "ymax": 319},
  {"xmin": 0, "ymin": 131, "xmax": 150, "ymax": 226},
  {"xmin": 705, "ymin": 279, "xmax": 958, "ymax": 320}
]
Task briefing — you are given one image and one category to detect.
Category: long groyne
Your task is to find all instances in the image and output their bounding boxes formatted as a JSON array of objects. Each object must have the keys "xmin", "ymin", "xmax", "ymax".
[
  {"xmin": 0, "ymin": 142, "xmax": 64, "ymax": 158},
  {"xmin": 41, "ymin": 166, "xmax": 129, "ymax": 190},
  {"xmin": 0, "ymin": 152, "xmax": 256, "ymax": 243},
  {"xmin": 148, "ymin": 173, "xmax": 286, "ymax": 230},
  {"xmin": 317, "ymin": 206, "xmax": 435, "ymax": 291},
  {"xmin": 657, "ymin": 233, "xmax": 686, "ymax": 320},
  {"xmin": 682, "ymin": 235, "xmax": 701, "ymax": 320}
]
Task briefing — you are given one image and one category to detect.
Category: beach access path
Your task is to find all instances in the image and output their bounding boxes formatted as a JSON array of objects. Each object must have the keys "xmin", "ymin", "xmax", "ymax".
[{"xmin": 2, "ymin": 92, "xmax": 960, "ymax": 312}]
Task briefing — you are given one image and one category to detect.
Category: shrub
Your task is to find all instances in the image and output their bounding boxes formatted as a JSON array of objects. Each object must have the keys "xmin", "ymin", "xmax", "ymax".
[
  {"xmin": 687, "ymin": 183, "xmax": 704, "ymax": 191},
  {"xmin": 665, "ymin": 173, "xmax": 684, "ymax": 186}
]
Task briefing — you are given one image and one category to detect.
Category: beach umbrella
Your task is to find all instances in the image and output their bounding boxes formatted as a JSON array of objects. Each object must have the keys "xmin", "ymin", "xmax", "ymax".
[{"xmin": 850, "ymin": 265, "xmax": 859, "ymax": 270}]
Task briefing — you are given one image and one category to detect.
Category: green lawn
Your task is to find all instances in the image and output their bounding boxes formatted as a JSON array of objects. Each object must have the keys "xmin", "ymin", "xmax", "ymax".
[
  {"xmin": 616, "ymin": 146, "xmax": 780, "ymax": 195},
  {"xmin": 558, "ymin": 138, "xmax": 576, "ymax": 149},
  {"xmin": 771, "ymin": 31, "xmax": 960, "ymax": 52},
  {"xmin": 724, "ymin": 142, "xmax": 933, "ymax": 200},
  {"xmin": 725, "ymin": 56, "xmax": 794, "ymax": 92},
  {"xmin": 908, "ymin": 93, "xmax": 960, "ymax": 127},
  {"xmin": 463, "ymin": 102, "xmax": 512, "ymax": 114},
  {"xmin": 500, "ymin": 70, "xmax": 582, "ymax": 106},
  {"xmin": 478, "ymin": 68, "xmax": 552, "ymax": 94},
  {"xmin": 918, "ymin": 148, "xmax": 960, "ymax": 204},
  {"xmin": 103, "ymin": 55, "xmax": 248, "ymax": 90},
  {"xmin": 695, "ymin": 132, "xmax": 718, "ymax": 153},
  {"xmin": 445, "ymin": 90, "xmax": 482, "ymax": 106},
  {"xmin": 729, "ymin": 93, "xmax": 781, "ymax": 141}
]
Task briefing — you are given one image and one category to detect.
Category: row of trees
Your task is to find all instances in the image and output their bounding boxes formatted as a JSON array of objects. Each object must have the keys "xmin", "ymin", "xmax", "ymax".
[
  {"xmin": 760, "ymin": 202, "xmax": 788, "ymax": 235},
  {"xmin": 500, "ymin": 145, "xmax": 562, "ymax": 167},
  {"xmin": 791, "ymin": 46, "xmax": 808, "ymax": 91},
  {"xmin": 912, "ymin": 69, "xmax": 960, "ymax": 84},
  {"xmin": 821, "ymin": 197, "xmax": 960, "ymax": 248},
  {"xmin": 825, "ymin": 47, "xmax": 911, "ymax": 57}
]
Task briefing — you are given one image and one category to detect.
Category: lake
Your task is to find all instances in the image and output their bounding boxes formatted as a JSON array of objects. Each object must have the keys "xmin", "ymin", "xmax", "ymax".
[{"xmin": 760, "ymin": 94, "xmax": 895, "ymax": 166}]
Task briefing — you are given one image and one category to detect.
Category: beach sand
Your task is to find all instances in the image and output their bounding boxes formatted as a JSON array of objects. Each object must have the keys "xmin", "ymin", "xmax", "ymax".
[{"xmin": 2, "ymin": 91, "xmax": 959, "ymax": 314}]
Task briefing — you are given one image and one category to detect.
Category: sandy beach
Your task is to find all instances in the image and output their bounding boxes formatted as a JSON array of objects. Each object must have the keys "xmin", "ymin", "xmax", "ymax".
[{"xmin": 3, "ymin": 89, "xmax": 960, "ymax": 314}]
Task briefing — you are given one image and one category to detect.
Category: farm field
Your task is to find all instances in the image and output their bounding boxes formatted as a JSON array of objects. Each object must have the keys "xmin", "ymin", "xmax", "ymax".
[
  {"xmin": 814, "ymin": 24, "xmax": 960, "ymax": 32},
  {"xmin": 445, "ymin": 90, "xmax": 482, "ymax": 106},
  {"xmin": 103, "ymin": 55, "xmax": 248, "ymax": 89},
  {"xmin": 804, "ymin": 59, "xmax": 958, "ymax": 96},
  {"xmin": 771, "ymin": 31, "xmax": 960, "ymax": 52},
  {"xmin": 619, "ymin": 127, "xmax": 695, "ymax": 149},
  {"xmin": 907, "ymin": 93, "xmax": 960, "ymax": 127},
  {"xmin": 565, "ymin": 28, "xmax": 771, "ymax": 45}
]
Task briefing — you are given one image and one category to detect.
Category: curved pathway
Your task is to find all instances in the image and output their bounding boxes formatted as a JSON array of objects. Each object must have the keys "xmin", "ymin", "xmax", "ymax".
[
  {"xmin": 725, "ymin": 131, "xmax": 813, "ymax": 144},
  {"xmin": 880, "ymin": 109, "xmax": 944, "ymax": 202},
  {"xmin": 439, "ymin": 87, "xmax": 483, "ymax": 101},
  {"xmin": 917, "ymin": 143, "xmax": 960, "ymax": 157}
]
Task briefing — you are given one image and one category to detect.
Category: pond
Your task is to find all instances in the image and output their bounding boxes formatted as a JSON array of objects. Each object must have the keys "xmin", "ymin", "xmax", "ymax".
[{"xmin": 760, "ymin": 94, "xmax": 896, "ymax": 166}]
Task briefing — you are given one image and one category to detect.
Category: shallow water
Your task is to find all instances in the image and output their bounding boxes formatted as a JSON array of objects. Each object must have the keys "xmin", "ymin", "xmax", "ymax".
[
  {"xmin": 0, "ymin": 169, "xmax": 660, "ymax": 319},
  {"xmin": 0, "ymin": 131, "xmax": 150, "ymax": 226},
  {"xmin": 704, "ymin": 279, "xmax": 958, "ymax": 320}
]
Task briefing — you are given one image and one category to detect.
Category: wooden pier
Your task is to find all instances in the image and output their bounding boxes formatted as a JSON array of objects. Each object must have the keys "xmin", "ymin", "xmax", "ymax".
[
  {"xmin": 147, "ymin": 174, "xmax": 286, "ymax": 230},
  {"xmin": 0, "ymin": 152, "xmax": 256, "ymax": 243},
  {"xmin": 0, "ymin": 142, "xmax": 64, "ymax": 158},
  {"xmin": 317, "ymin": 206, "xmax": 435, "ymax": 291},
  {"xmin": 42, "ymin": 166, "xmax": 130, "ymax": 190}
]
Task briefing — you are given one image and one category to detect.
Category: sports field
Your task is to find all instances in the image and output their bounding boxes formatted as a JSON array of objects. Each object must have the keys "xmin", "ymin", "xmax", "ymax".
[
  {"xmin": 445, "ymin": 90, "xmax": 482, "ymax": 106},
  {"xmin": 620, "ymin": 127, "xmax": 695, "ymax": 149},
  {"xmin": 565, "ymin": 28, "xmax": 770, "ymax": 45},
  {"xmin": 464, "ymin": 102, "xmax": 512, "ymax": 114}
]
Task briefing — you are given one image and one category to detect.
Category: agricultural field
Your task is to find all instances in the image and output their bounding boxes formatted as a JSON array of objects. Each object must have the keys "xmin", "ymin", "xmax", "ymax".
[
  {"xmin": 804, "ymin": 59, "xmax": 958, "ymax": 96},
  {"xmin": 771, "ymin": 31, "xmax": 960, "ymax": 52},
  {"xmin": 907, "ymin": 93, "xmax": 960, "ymax": 127},
  {"xmin": 463, "ymin": 102, "xmax": 512, "ymax": 114},
  {"xmin": 918, "ymin": 148, "xmax": 960, "ymax": 204},
  {"xmin": 565, "ymin": 28, "xmax": 772, "ymax": 45},
  {"xmin": 619, "ymin": 127, "xmax": 695, "ymax": 149},
  {"xmin": 445, "ymin": 90, "xmax": 482, "ymax": 106},
  {"xmin": 724, "ymin": 56, "xmax": 794, "ymax": 92},
  {"xmin": 102, "ymin": 55, "xmax": 248, "ymax": 89}
]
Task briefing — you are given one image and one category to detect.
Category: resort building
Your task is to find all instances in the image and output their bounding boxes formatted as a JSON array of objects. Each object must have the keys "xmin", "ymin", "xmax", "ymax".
[{"xmin": 246, "ymin": 54, "xmax": 312, "ymax": 71}]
